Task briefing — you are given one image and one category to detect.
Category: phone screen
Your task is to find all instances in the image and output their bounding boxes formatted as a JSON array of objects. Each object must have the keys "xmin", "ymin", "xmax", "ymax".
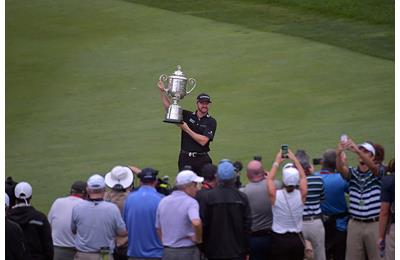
[{"xmin": 281, "ymin": 144, "xmax": 289, "ymax": 158}]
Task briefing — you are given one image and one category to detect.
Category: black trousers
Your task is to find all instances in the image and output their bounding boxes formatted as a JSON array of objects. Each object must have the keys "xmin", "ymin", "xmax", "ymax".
[
  {"xmin": 324, "ymin": 218, "xmax": 347, "ymax": 260},
  {"xmin": 269, "ymin": 232, "xmax": 304, "ymax": 260},
  {"xmin": 178, "ymin": 152, "xmax": 212, "ymax": 175}
]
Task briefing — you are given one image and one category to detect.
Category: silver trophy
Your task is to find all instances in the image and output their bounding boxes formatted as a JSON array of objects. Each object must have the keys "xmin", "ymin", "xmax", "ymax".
[{"xmin": 159, "ymin": 65, "xmax": 197, "ymax": 123}]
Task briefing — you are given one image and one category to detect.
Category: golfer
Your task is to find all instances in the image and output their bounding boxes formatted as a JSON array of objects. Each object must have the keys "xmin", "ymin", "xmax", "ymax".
[{"xmin": 158, "ymin": 81, "xmax": 217, "ymax": 174}]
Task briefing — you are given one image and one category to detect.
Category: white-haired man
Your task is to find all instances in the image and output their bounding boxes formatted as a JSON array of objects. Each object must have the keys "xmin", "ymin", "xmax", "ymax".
[
  {"xmin": 156, "ymin": 170, "xmax": 204, "ymax": 260},
  {"xmin": 336, "ymin": 138, "xmax": 382, "ymax": 260},
  {"xmin": 71, "ymin": 174, "xmax": 127, "ymax": 260}
]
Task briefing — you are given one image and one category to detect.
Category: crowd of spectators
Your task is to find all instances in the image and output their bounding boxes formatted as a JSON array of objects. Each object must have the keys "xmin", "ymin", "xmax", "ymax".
[{"xmin": 5, "ymin": 137, "xmax": 395, "ymax": 260}]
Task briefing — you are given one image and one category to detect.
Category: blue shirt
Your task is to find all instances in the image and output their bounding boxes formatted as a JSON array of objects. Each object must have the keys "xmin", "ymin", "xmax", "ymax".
[
  {"xmin": 315, "ymin": 170, "xmax": 349, "ymax": 231},
  {"xmin": 124, "ymin": 186, "xmax": 164, "ymax": 258}
]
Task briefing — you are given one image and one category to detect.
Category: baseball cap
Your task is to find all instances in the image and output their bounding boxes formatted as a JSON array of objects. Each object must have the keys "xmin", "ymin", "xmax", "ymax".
[
  {"xmin": 138, "ymin": 168, "xmax": 158, "ymax": 182},
  {"xmin": 176, "ymin": 170, "xmax": 204, "ymax": 185},
  {"xmin": 5, "ymin": 193, "xmax": 9, "ymax": 208},
  {"xmin": 359, "ymin": 142, "xmax": 376, "ymax": 156},
  {"xmin": 217, "ymin": 161, "xmax": 236, "ymax": 180},
  {"xmin": 14, "ymin": 182, "xmax": 33, "ymax": 199},
  {"xmin": 282, "ymin": 164, "xmax": 300, "ymax": 186},
  {"xmin": 87, "ymin": 174, "xmax": 105, "ymax": 189},
  {"xmin": 105, "ymin": 166, "xmax": 134, "ymax": 189},
  {"xmin": 71, "ymin": 181, "xmax": 87, "ymax": 194},
  {"xmin": 197, "ymin": 93, "xmax": 212, "ymax": 103}
]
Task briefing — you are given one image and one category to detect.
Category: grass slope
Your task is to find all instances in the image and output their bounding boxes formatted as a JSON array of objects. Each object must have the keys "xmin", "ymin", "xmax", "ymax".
[
  {"xmin": 6, "ymin": 0, "xmax": 394, "ymax": 212},
  {"xmin": 127, "ymin": 0, "xmax": 394, "ymax": 60}
]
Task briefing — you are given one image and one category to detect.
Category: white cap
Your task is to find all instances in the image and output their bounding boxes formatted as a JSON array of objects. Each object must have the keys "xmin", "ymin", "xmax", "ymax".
[
  {"xmin": 105, "ymin": 166, "xmax": 134, "ymax": 189},
  {"xmin": 14, "ymin": 182, "xmax": 33, "ymax": 199},
  {"xmin": 282, "ymin": 164, "xmax": 300, "ymax": 186},
  {"xmin": 5, "ymin": 193, "xmax": 9, "ymax": 207},
  {"xmin": 359, "ymin": 142, "xmax": 376, "ymax": 156},
  {"xmin": 87, "ymin": 174, "xmax": 105, "ymax": 189},
  {"xmin": 176, "ymin": 170, "xmax": 204, "ymax": 186}
]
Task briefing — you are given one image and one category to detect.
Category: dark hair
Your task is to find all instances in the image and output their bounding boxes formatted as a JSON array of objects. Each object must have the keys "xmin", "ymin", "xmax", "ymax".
[
  {"xmin": 387, "ymin": 158, "xmax": 395, "ymax": 174},
  {"xmin": 295, "ymin": 149, "xmax": 311, "ymax": 174},
  {"xmin": 322, "ymin": 149, "xmax": 336, "ymax": 171},
  {"xmin": 201, "ymin": 163, "xmax": 217, "ymax": 181},
  {"xmin": 373, "ymin": 143, "xmax": 385, "ymax": 164}
]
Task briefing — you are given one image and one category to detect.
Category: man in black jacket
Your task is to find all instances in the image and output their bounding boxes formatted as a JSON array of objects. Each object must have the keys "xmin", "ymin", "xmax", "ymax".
[
  {"xmin": 8, "ymin": 182, "xmax": 54, "ymax": 260},
  {"xmin": 197, "ymin": 160, "xmax": 252, "ymax": 260}
]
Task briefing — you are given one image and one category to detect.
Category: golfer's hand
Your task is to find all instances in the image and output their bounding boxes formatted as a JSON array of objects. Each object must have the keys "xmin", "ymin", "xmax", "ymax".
[
  {"xmin": 178, "ymin": 122, "xmax": 189, "ymax": 132},
  {"xmin": 157, "ymin": 80, "xmax": 166, "ymax": 92}
]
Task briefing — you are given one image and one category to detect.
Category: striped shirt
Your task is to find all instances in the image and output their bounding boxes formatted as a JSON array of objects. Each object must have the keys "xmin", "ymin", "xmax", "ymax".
[
  {"xmin": 303, "ymin": 174, "xmax": 325, "ymax": 217},
  {"xmin": 347, "ymin": 167, "xmax": 382, "ymax": 219}
]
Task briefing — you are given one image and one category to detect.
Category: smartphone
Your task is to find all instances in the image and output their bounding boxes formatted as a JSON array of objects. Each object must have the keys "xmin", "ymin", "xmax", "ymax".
[
  {"xmin": 313, "ymin": 158, "xmax": 322, "ymax": 165},
  {"xmin": 281, "ymin": 144, "xmax": 289, "ymax": 158},
  {"xmin": 340, "ymin": 134, "xmax": 348, "ymax": 143}
]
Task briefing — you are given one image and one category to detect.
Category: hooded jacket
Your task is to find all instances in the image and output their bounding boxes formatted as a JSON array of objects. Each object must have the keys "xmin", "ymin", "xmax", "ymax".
[{"xmin": 8, "ymin": 205, "xmax": 53, "ymax": 260}]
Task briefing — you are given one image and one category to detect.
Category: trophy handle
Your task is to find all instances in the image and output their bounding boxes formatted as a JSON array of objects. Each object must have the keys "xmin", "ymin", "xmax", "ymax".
[
  {"xmin": 186, "ymin": 78, "xmax": 197, "ymax": 94},
  {"xmin": 159, "ymin": 74, "xmax": 169, "ymax": 91}
]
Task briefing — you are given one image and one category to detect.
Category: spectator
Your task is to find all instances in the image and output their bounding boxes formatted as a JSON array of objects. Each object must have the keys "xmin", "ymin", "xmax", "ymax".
[
  {"xmin": 315, "ymin": 149, "xmax": 349, "ymax": 260},
  {"xmin": 5, "ymin": 176, "xmax": 18, "ymax": 208},
  {"xmin": 336, "ymin": 138, "xmax": 382, "ymax": 260},
  {"xmin": 48, "ymin": 180, "xmax": 87, "ymax": 260},
  {"xmin": 198, "ymin": 163, "xmax": 218, "ymax": 190},
  {"xmin": 156, "ymin": 170, "xmax": 204, "ymax": 260},
  {"xmin": 295, "ymin": 149, "xmax": 326, "ymax": 260},
  {"xmin": 71, "ymin": 174, "xmax": 127, "ymax": 260},
  {"xmin": 8, "ymin": 181, "xmax": 54, "ymax": 260},
  {"xmin": 371, "ymin": 142, "xmax": 387, "ymax": 175},
  {"xmin": 198, "ymin": 160, "xmax": 251, "ymax": 260},
  {"xmin": 267, "ymin": 149, "xmax": 307, "ymax": 260},
  {"xmin": 104, "ymin": 166, "xmax": 135, "ymax": 260},
  {"xmin": 240, "ymin": 160, "xmax": 272, "ymax": 260},
  {"xmin": 6, "ymin": 192, "xmax": 30, "ymax": 260},
  {"xmin": 124, "ymin": 167, "xmax": 164, "ymax": 260},
  {"xmin": 378, "ymin": 158, "xmax": 395, "ymax": 260}
]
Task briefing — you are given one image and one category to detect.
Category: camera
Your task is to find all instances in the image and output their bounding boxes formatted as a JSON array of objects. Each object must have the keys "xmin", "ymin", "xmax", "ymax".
[
  {"xmin": 281, "ymin": 144, "xmax": 289, "ymax": 158},
  {"xmin": 253, "ymin": 155, "xmax": 262, "ymax": 162},
  {"xmin": 312, "ymin": 158, "xmax": 322, "ymax": 165}
]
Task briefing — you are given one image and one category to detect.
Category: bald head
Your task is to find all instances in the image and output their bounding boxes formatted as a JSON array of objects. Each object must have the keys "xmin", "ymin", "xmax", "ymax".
[{"xmin": 246, "ymin": 160, "xmax": 265, "ymax": 182}]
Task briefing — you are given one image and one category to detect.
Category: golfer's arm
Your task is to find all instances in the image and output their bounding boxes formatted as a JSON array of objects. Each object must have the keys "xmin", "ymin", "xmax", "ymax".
[
  {"xmin": 183, "ymin": 127, "xmax": 209, "ymax": 146},
  {"xmin": 160, "ymin": 91, "xmax": 171, "ymax": 111}
]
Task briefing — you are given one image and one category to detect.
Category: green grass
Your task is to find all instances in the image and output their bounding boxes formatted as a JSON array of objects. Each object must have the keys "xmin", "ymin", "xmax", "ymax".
[
  {"xmin": 6, "ymin": 0, "xmax": 394, "ymax": 212},
  {"xmin": 127, "ymin": 0, "xmax": 394, "ymax": 60}
]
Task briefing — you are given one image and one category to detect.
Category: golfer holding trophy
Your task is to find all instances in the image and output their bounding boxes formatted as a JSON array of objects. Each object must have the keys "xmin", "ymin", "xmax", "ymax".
[{"xmin": 158, "ymin": 65, "xmax": 217, "ymax": 174}]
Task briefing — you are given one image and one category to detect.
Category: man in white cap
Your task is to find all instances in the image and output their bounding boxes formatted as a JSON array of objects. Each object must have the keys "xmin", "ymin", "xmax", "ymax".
[
  {"xmin": 156, "ymin": 170, "xmax": 204, "ymax": 260},
  {"xmin": 104, "ymin": 166, "xmax": 135, "ymax": 260},
  {"xmin": 6, "ymin": 192, "xmax": 30, "ymax": 260},
  {"xmin": 198, "ymin": 160, "xmax": 252, "ymax": 260},
  {"xmin": 48, "ymin": 180, "xmax": 87, "ymax": 260},
  {"xmin": 71, "ymin": 174, "xmax": 127, "ymax": 260},
  {"xmin": 336, "ymin": 137, "xmax": 382, "ymax": 260},
  {"xmin": 8, "ymin": 181, "xmax": 54, "ymax": 260}
]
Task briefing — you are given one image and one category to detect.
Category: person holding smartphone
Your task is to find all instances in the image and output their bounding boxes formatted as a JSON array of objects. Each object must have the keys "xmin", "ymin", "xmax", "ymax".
[
  {"xmin": 267, "ymin": 148, "xmax": 308, "ymax": 260},
  {"xmin": 336, "ymin": 137, "xmax": 382, "ymax": 260}
]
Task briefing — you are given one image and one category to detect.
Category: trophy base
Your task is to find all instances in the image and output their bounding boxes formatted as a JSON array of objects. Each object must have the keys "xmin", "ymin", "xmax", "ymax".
[{"xmin": 163, "ymin": 119, "xmax": 183, "ymax": 124}]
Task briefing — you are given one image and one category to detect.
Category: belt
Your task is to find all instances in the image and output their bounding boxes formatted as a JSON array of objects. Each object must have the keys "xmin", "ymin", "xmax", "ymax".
[
  {"xmin": 303, "ymin": 215, "xmax": 322, "ymax": 221},
  {"xmin": 164, "ymin": 245, "xmax": 196, "ymax": 249},
  {"xmin": 351, "ymin": 216, "xmax": 379, "ymax": 223},
  {"xmin": 181, "ymin": 150, "xmax": 208, "ymax": 157}
]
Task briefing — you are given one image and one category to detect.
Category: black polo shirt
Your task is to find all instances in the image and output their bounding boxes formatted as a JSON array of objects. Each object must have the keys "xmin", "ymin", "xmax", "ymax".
[{"xmin": 181, "ymin": 110, "xmax": 217, "ymax": 153}]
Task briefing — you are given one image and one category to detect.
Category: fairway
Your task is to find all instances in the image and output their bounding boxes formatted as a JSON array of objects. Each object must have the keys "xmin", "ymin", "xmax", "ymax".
[{"xmin": 6, "ymin": 0, "xmax": 394, "ymax": 212}]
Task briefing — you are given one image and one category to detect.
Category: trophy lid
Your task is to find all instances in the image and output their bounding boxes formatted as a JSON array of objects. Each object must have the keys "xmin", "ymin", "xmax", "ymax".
[{"xmin": 171, "ymin": 65, "xmax": 186, "ymax": 80}]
